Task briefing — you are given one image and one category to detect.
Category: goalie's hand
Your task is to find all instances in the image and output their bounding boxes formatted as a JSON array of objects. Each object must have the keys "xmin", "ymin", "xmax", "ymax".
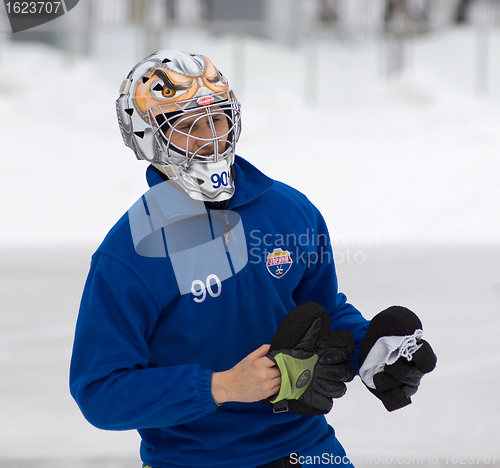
[
  {"xmin": 266, "ymin": 317, "xmax": 356, "ymax": 414},
  {"xmin": 211, "ymin": 345, "xmax": 281, "ymax": 404},
  {"xmin": 262, "ymin": 302, "xmax": 356, "ymax": 415},
  {"xmin": 359, "ymin": 306, "xmax": 437, "ymax": 412}
]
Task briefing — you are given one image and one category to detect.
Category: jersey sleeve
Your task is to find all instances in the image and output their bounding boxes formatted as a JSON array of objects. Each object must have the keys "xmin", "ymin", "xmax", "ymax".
[
  {"xmin": 291, "ymin": 206, "xmax": 370, "ymax": 369},
  {"xmin": 69, "ymin": 252, "xmax": 218, "ymax": 431}
]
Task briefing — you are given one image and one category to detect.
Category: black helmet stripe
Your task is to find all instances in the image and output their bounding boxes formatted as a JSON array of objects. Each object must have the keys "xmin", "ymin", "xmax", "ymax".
[{"xmin": 152, "ymin": 69, "xmax": 193, "ymax": 92}]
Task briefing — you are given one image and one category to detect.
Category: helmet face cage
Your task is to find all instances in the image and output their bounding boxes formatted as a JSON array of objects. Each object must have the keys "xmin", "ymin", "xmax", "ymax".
[
  {"xmin": 148, "ymin": 90, "xmax": 241, "ymax": 168},
  {"xmin": 116, "ymin": 50, "xmax": 241, "ymax": 170}
]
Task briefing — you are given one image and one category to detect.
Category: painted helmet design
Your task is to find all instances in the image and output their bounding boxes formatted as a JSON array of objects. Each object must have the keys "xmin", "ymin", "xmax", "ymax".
[{"xmin": 116, "ymin": 50, "xmax": 241, "ymax": 202}]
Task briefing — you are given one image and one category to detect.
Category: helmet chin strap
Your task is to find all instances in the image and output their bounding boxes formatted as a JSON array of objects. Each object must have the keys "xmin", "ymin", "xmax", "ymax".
[{"xmin": 152, "ymin": 158, "xmax": 235, "ymax": 203}]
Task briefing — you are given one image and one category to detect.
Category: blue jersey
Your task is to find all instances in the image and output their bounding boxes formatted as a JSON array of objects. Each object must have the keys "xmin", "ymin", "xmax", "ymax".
[{"xmin": 70, "ymin": 156, "xmax": 369, "ymax": 468}]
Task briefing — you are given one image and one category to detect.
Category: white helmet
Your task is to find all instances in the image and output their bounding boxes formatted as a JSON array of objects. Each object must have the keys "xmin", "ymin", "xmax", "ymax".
[{"xmin": 116, "ymin": 50, "xmax": 241, "ymax": 202}]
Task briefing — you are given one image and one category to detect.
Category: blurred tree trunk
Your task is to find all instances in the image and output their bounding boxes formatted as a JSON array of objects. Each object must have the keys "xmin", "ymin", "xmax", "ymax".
[
  {"xmin": 383, "ymin": 0, "xmax": 407, "ymax": 76},
  {"xmin": 130, "ymin": 0, "xmax": 147, "ymax": 24},
  {"xmin": 384, "ymin": 0, "xmax": 430, "ymax": 30},
  {"xmin": 455, "ymin": 0, "xmax": 475, "ymax": 23},
  {"xmin": 200, "ymin": 0, "xmax": 212, "ymax": 22},
  {"xmin": 384, "ymin": 0, "xmax": 402, "ymax": 26},
  {"xmin": 165, "ymin": 0, "xmax": 175, "ymax": 21},
  {"xmin": 318, "ymin": 0, "xmax": 339, "ymax": 24},
  {"xmin": 129, "ymin": 0, "xmax": 164, "ymax": 56}
]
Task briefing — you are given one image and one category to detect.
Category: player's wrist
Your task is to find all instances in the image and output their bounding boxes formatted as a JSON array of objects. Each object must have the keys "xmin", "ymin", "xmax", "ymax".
[{"xmin": 211, "ymin": 371, "xmax": 229, "ymax": 405}]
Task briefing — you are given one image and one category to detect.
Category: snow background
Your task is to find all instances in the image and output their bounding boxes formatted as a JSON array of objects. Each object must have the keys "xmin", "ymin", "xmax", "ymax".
[{"xmin": 1, "ymin": 21, "xmax": 499, "ymax": 467}]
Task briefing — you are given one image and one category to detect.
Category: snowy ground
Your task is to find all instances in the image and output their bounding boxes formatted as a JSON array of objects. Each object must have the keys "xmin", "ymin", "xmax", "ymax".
[{"xmin": 1, "ymin": 24, "xmax": 499, "ymax": 466}]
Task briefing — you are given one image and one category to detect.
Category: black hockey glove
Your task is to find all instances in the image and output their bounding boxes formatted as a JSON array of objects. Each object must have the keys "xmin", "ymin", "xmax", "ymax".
[
  {"xmin": 358, "ymin": 306, "xmax": 437, "ymax": 412},
  {"xmin": 262, "ymin": 302, "xmax": 356, "ymax": 415}
]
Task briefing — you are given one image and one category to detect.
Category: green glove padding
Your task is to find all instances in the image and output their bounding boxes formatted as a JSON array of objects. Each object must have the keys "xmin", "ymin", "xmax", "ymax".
[
  {"xmin": 269, "ymin": 347, "xmax": 319, "ymax": 403},
  {"xmin": 264, "ymin": 302, "xmax": 356, "ymax": 415}
]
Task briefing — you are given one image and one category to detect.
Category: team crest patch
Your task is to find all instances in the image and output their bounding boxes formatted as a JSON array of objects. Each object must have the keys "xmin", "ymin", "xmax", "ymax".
[{"xmin": 266, "ymin": 248, "xmax": 293, "ymax": 278}]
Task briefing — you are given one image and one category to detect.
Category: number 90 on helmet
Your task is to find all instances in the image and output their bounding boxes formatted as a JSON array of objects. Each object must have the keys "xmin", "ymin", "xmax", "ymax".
[{"xmin": 116, "ymin": 50, "xmax": 242, "ymax": 202}]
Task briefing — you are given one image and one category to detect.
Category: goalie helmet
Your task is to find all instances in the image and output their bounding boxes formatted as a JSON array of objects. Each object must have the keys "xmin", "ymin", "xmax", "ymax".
[{"xmin": 116, "ymin": 50, "xmax": 241, "ymax": 202}]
